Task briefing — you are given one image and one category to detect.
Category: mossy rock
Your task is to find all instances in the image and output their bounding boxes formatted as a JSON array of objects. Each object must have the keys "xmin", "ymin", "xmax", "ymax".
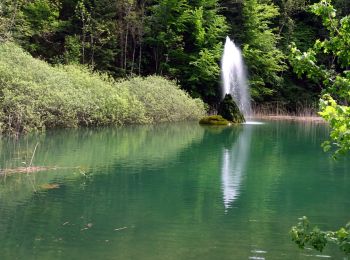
[
  {"xmin": 199, "ymin": 115, "xmax": 231, "ymax": 126},
  {"xmin": 218, "ymin": 94, "xmax": 245, "ymax": 123}
]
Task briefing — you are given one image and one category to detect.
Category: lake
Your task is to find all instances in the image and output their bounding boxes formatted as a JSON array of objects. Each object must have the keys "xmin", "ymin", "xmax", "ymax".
[{"xmin": 0, "ymin": 121, "xmax": 349, "ymax": 259}]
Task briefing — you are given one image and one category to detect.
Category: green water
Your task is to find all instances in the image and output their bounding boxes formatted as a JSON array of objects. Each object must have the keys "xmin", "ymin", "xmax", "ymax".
[{"xmin": 0, "ymin": 121, "xmax": 349, "ymax": 260}]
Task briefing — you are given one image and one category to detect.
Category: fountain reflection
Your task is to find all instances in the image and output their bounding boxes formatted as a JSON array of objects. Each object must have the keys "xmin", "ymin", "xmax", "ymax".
[{"xmin": 221, "ymin": 125, "xmax": 252, "ymax": 210}]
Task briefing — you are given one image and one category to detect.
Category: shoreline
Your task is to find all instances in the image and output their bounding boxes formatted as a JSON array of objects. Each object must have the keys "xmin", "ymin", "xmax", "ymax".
[{"xmin": 250, "ymin": 115, "xmax": 326, "ymax": 123}]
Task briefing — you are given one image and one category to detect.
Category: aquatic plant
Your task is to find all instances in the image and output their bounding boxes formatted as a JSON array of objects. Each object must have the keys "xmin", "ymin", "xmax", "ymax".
[{"xmin": 199, "ymin": 115, "xmax": 230, "ymax": 126}]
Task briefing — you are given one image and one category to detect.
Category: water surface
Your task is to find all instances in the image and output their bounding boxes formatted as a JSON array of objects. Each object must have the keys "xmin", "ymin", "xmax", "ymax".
[{"xmin": 0, "ymin": 121, "xmax": 349, "ymax": 259}]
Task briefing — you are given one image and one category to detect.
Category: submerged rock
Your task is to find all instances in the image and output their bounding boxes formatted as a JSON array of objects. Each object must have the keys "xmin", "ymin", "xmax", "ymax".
[
  {"xmin": 218, "ymin": 94, "xmax": 245, "ymax": 123},
  {"xmin": 199, "ymin": 115, "xmax": 231, "ymax": 126}
]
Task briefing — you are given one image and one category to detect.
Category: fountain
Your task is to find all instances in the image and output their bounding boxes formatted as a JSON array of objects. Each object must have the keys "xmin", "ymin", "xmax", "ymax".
[{"xmin": 221, "ymin": 36, "xmax": 251, "ymax": 117}]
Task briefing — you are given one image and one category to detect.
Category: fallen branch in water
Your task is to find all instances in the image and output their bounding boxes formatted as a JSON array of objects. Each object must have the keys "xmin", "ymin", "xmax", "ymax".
[
  {"xmin": 114, "ymin": 227, "xmax": 128, "ymax": 231},
  {"xmin": 0, "ymin": 166, "xmax": 80, "ymax": 176}
]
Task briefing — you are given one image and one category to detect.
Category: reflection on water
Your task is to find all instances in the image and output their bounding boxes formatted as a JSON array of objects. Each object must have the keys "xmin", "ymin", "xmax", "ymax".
[
  {"xmin": 0, "ymin": 121, "xmax": 349, "ymax": 260},
  {"xmin": 0, "ymin": 123, "xmax": 205, "ymax": 206},
  {"xmin": 243, "ymin": 121, "xmax": 265, "ymax": 125},
  {"xmin": 0, "ymin": 123, "xmax": 205, "ymax": 170},
  {"xmin": 221, "ymin": 125, "xmax": 252, "ymax": 210}
]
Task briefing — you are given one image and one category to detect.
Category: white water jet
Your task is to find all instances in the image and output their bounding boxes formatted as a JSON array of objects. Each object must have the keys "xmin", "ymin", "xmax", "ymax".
[{"xmin": 221, "ymin": 36, "xmax": 251, "ymax": 117}]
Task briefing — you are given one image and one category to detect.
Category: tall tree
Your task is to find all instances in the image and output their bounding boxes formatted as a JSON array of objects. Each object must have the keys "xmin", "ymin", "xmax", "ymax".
[
  {"xmin": 16, "ymin": 0, "xmax": 65, "ymax": 58},
  {"xmin": 242, "ymin": 0, "xmax": 287, "ymax": 101},
  {"xmin": 186, "ymin": 0, "xmax": 229, "ymax": 102},
  {"xmin": 145, "ymin": 0, "xmax": 228, "ymax": 103},
  {"xmin": 289, "ymin": 0, "xmax": 350, "ymax": 157},
  {"xmin": 0, "ymin": 0, "xmax": 20, "ymax": 41}
]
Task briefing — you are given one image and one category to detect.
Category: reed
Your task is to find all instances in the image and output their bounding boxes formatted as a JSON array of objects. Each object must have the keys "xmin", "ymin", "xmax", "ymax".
[{"xmin": 251, "ymin": 101, "xmax": 324, "ymax": 122}]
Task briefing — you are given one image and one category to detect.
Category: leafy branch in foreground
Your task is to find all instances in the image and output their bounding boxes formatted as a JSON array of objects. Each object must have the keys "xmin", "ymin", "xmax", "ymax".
[
  {"xmin": 289, "ymin": 0, "xmax": 350, "ymax": 157},
  {"xmin": 289, "ymin": 1, "xmax": 350, "ymax": 255},
  {"xmin": 291, "ymin": 216, "xmax": 350, "ymax": 255}
]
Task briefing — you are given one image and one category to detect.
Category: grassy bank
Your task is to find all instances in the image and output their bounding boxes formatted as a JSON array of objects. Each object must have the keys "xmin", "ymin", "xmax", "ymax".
[
  {"xmin": 0, "ymin": 42, "xmax": 206, "ymax": 134},
  {"xmin": 251, "ymin": 102, "xmax": 324, "ymax": 122}
]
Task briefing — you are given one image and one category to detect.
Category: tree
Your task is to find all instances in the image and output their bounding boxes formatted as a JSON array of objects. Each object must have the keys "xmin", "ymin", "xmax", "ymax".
[
  {"xmin": 289, "ymin": 0, "xmax": 350, "ymax": 255},
  {"xmin": 185, "ymin": 0, "xmax": 229, "ymax": 103},
  {"xmin": 291, "ymin": 217, "xmax": 350, "ymax": 255},
  {"xmin": 277, "ymin": 0, "xmax": 309, "ymax": 50},
  {"xmin": 241, "ymin": 0, "xmax": 287, "ymax": 101},
  {"xmin": 0, "ymin": 0, "xmax": 14, "ymax": 41},
  {"xmin": 145, "ymin": 0, "xmax": 228, "ymax": 104},
  {"xmin": 144, "ymin": 0, "xmax": 188, "ymax": 75},
  {"xmin": 17, "ymin": 0, "xmax": 65, "ymax": 57},
  {"xmin": 289, "ymin": 0, "xmax": 350, "ymax": 157}
]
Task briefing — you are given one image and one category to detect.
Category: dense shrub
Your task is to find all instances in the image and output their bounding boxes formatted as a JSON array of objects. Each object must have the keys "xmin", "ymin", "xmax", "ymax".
[
  {"xmin": 0, "ymin": 42, "xmax": 206, "ymax": 134},
  {"xmin": 124, "ymin": 77, "xmax": 206, "ymax": 123}
]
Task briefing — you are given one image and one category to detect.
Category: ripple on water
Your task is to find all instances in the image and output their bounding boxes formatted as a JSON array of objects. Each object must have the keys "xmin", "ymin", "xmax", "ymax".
[
  {"xmin": 0, "ymin": 122, "xmax": 348, "ymax": 260},
  {"xmin": 302, "ymin": 254, "xmax": 332, "ymax": 258},
  {"xmin": 251, "ymin": 250, "xmax": 267, "ymax": 254}
]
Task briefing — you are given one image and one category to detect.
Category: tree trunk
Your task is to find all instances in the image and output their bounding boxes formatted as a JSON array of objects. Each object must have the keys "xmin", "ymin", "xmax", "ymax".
[
  {"xmin": 138, "ymin": 42, "xmax": 142, "ymax": 75},
  {"xmin": 124, "ymin": 24, "xmax": 129, "ymax": 72},
  {"xmin": 82, "ymin": 20, "xmax": 85, "ymax": 64},
  {"xmin": 90, "ymin": 32, "xmax": 95, "ymax": 69},
  {"xmin": 8, "ymin": 0, "xmax": 19, "ymax": 34},
  {"xmin": 131, "ymin": 40, "xmax": 136, "ymax": 75}
]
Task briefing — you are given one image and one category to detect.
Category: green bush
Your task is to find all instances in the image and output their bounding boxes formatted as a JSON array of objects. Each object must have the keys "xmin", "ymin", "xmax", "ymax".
[
  {"xmin": 124, "ymin": 76, "xmax": 206, "ymax": 123},
  {"xmin": 0, "ymin": 42, "xmax": 206, "ymax": 134}
]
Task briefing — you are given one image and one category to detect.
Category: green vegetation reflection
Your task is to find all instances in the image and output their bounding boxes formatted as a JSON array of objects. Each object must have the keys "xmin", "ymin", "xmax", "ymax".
[{"xmin": 0, "ymin": 122, "xmax": 349, "ymax": 259}]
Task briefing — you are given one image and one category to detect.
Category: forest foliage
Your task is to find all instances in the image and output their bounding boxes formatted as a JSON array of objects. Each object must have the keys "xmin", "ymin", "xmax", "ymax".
[
  {"xmin": 1, "ymin": 0, "xmax": 350, "ymax": 254},
  {"xmin": 289, "ymin": 0, "xmax": 350, "ymax": 255},
  {"xmin": 0, "ymin": 0, "xmax": 349, "ymax": 133},
  {"xmin": 289, "ymin": 0, "xmax": 350, "ymax": 156},
  {"xmin": 2, "ymin": 0, "xmax": 348, "ymax": 106}
]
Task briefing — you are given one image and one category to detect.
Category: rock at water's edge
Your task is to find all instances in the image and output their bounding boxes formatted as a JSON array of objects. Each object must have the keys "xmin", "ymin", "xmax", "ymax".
[
  {"xmin": 218, "ymin": 94, "xmax": 245, "ymax": 123},
  {"xmin": 199, "ymin": 115, "xmax": 231, "ymax": 126}
]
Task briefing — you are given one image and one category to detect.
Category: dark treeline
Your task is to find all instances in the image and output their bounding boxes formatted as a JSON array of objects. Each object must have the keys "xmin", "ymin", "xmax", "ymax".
[{"xmin": 0, "ymin": 0, "xmax": 349, "ymax": 107}]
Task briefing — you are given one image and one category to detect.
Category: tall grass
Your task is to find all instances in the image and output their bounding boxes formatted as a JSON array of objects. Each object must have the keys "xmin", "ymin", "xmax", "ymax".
[
  {"xmin": 252, "ymin": 101, "xmax": 319, "ymax": 117},
  {"xmin": 0, "ymin": 42, "xmax": 206, "ymax": 134}
]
